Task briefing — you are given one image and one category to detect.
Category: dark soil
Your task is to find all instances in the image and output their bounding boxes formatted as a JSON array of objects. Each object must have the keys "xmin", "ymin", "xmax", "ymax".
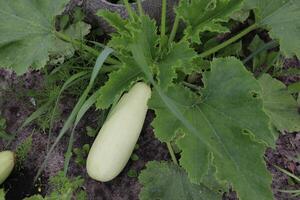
[{"xmin": 0, "ymin": 57, "xmax": 299, "ymax": 200}]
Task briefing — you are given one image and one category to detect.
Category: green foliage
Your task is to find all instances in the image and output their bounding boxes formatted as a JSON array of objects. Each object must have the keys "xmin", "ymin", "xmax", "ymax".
[
  {"xmin": 127, "ymin": 169, "xmax": 138, "ymax": 178},
  {"xmin": 0, "ymin": 116, "xmax": 13, "ymax": 141},
  {"xmin": 24, "ymin": 171, "xmax": 86, "ymax": 200},
  {"xmin": 258, "ymin": 74, "xmax": 300, "ymax": 133},
  {"xmin": 253, "ymin": 0, "xmax": 300, "ymax": 58},
  {"xmin": 48, "ymin": 171, "xmax": 85, "ymax": 200},
  {"xmin": 176, "ymin": 0, "xmax": 243, "ymax": 43},
  {"xmin": 36, "ymin": 47, "xmax": 113, "ymax": 180},
  {"xmin": 74, "ymin": 144, "xmax": 90, "ymax": 166},
  {"xmin": 15, "ymin": 135, "xmax": 32, "ymax": 169},
  {"xmin": 96, "ymin": 10, "xmax": 196, "ymax": 109},
  {"xmin": 139, "ymin": 161, "xmax": 222, "ymax": 200},
  {"xmin": 85, "ymin": 126, "xmax": 97, "ymax": 137},
  {"xmin": 248, "ymin": 35, "xmax": 279, "ymax": 73},
  {"xmin": 288, "ymin": 82, "xmax": 300, "ymax": 93},
  {"xmin": 0, "ymin": 0, "xmax": 91, "ymax": 74},
  {"xmin": 0, "ymin": 189, "xmax": 5, "ymax": 200},
  {"xmin": 149, "ymin": 58, "xmax": 274, "ymax": 200},
  {"xmin": 130, "ymin": 153, "xmax": 139, "ymax": 161},
  {"xmin": 1, "ymin": 0, "xmax": 300, "ymax": 199}
]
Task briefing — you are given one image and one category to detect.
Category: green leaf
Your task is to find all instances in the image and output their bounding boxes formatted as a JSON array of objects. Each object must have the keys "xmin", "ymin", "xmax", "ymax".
[
  {"xmin": 149, "ymin": 57, "xmax": 274, "ymax": 200},
  {"xmin": 176, "ymin": 0, "xmax": 243, "ymax": 43},
  {"xmin": 0, "ymin": 189, "xmax": 5, "ymax": 200},
  {"xmin": 51, "ymin": 22, "xmax": 91, "ymax": 57},
  {"xmin": 157, "ymin": 41, "xmax": 197, "ymax": 90},
  {"xmin": 97, "ymin": 10, "xmax": 127, "ymax": 32},
  {"xmin": 96, "ymin": 13, "xmax": 160, "ymax": 109},
  {"xmin": 0, "ymin": 0, "xmax": 90, "ymax": 74},
  {"xmin": 258, "ymin": 74, "xmax": 300, "ymax": 132},
  {"xmin": 139, "ymin": 161, "xmax": 222, "ymax": 200},
  {"xmin": 248, "ymin": 35, "xmax": 279, "ymax": 72},
  {"xmin": 251, "ymin": 0, "xmax": 300, "ymax": 58},
  {"xmin": 218, "ymin": 41, "xmax": 243, "ymax": 57},
  {"xmin": 288, "ymin": 82, "xmax": 300, "ymax": 93},
  {"xmin": 96, "ymin": 62, "xmax": 145, "ymax": 109}
]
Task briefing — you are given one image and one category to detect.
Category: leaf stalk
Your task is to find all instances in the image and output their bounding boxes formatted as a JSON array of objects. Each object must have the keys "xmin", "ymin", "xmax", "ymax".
[{"xmin": 199, "ymin": 23, "xmax": 258, "ymax": 58}]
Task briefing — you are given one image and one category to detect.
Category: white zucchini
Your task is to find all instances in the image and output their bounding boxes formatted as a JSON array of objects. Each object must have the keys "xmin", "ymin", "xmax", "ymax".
[
  {"xmin": 86, "ymin": 82, "xmax": 151, "ymax": 182},
  {"xmin": 0, "ymin": 151, "xmax": 15, "ymax": 184}
]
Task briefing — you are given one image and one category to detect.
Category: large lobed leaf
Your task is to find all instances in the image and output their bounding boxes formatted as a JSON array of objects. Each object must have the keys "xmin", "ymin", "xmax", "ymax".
[
  {"xmin": 244, "ymin": 0, "xmax": 300, "ymax": 58},
  {"xmin": 176, "ymin": 0, "xmax": 243, "ymax": 43},
  {"xmin": 96, "ymin": 11, "xmax": 196, "ymax": 108},
  {"xmin": 139, "ymin": 161, "xmax": 222, "ymax": 200},
  {"xmin": 149, "ymin": 57, "xmax": 274, "ymax": 200},
  {"xmin": 259, "ymin": 74, "xmax": 300, "ymax": 133},
  {"xmin": 0, "ymin": 0, "xmax": 90, "ymax": 74},
  {"xmin": 96, "ymin": 12, "xmax": 158, "ymax": 109},
  {"xmin": 96, "ymin": 61, "xmax": 145, "ymax": 109},
  {"xmin": 257, "ymin": 0, "xmax": 300, "ymax": 58}
]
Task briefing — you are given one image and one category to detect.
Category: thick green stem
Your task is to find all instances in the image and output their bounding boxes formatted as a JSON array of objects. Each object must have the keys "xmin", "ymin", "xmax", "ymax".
[
  {"xmin": 167, "ymin": 142, "xmax": 178, "ymax": 165},
  {"xmin": 161, "ymin": 0, "xmax": 167, "ymax": 37},
  {"xmin": 169, "ymin": 15, "xmax": 180, "ymax": 43},
  {"xmin": 183, "ymin": 81, "xmax": 200, "ymax": 91},
  {"xmin": 199, "ymin": 23, "xmax": 258, "ymax": 58},
  {"xmin": 160, "ymin": 0, "xmax": 167, "ymax": 50}
]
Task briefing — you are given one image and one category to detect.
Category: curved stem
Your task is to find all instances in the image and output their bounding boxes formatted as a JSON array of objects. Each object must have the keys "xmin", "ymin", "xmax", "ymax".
[
  {"xmin": 167, "ymin": 142, "xmax": 178, "ymax": 165},
  {"xmin": 199, "ymin": 23, "xmax": 258, "ymax": 58}
]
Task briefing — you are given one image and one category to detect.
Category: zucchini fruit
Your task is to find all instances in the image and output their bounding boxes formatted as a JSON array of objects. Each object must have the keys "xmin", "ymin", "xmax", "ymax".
[
  {"xmin": 0, "ymin": 151, "xmax": 15, "ymax": 184},
  {"xmin": 87, "ymin": 82, "xmax": 151, "ymax": 182}
]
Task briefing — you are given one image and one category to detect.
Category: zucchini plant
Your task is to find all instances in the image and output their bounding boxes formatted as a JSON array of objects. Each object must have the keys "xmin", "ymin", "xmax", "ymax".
[{"xmin": 0, "ymin": 0, "xmax": 299, "ymax": 199}]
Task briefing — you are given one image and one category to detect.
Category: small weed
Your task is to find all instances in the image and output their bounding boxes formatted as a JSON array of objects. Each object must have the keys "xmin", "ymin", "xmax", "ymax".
[
  {"xmin": 74, "ymin": 144, "xmax": 90, "ymax": 166},
  {"xmin": 86, "ymin": 126, "xmax": 97, "ymax": 138},
  {"xmin": 24, "ymin": 171, "xmax": 86, "ymax": 200},
  {"xmin": 15, "ymin": 135, "xmax": 33, "ymax": 169}
]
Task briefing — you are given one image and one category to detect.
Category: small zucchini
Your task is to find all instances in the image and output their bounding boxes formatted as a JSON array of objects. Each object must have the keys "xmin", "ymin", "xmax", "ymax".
[
  {"xmin": 0, "ymin": 151, "xmax": 15, "ymax": 184},
  {"xmin": 86, "ymin": 82, "xmax": 151, "ymax": 182}
]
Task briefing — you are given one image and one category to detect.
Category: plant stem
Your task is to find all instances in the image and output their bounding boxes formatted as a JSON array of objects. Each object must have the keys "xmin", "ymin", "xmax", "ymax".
[
  {"xmin": 199, "ymin": 23, "xmax": 258, "ymax": 58},
  {"xmin": 54, "ymin": 31, "xmax": 119, "ymax": 65},
  {"xmin": 160, "ymin": 0, "xmax": 167, "ymax": 50},
  {"xmin": 169, "ymin": 15, "xmax": 180, "ymax": 43},
  {"xmin": 167, "ymin": 142, "xmax": 178, "ymax": 165},
  {"xmin": 183, "ymin": 81, "xmax": 201, "ymax": 91},
  {"xmin": 136, "ymin": 0, "xmax": 144, "ymax": 15},
  {"xmin": 124, "ymin": 0, "xmax": 135, "ymax": 20}
]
